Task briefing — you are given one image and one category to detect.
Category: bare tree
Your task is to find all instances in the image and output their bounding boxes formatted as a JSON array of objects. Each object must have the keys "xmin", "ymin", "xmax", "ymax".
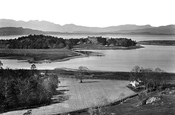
[
  {"xmin": 130, "ymin": 66, "xmax": 141, "ymax": 81},
  {"xmin": 154, "ymin": 68, "xmax": 164, "ymax": 73},
  {"xmin": 154, "ymin": 68, "xmax": 166, "ymax": 89},
  {"xmin": 131, "ymin": 66, "xmax": 141, "ymax": 73}
]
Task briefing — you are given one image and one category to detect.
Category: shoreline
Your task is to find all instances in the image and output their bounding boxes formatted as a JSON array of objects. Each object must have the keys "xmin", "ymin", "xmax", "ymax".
[
  {"xmin": 0, "ymin": 49, "xmax": 105, "ymax": 64},
  {"xmin": 29, "ymin": 45, "xmax": 143, "ymax": 63},
  {"xmin": 73, "ymin": 45, "xmax": 144, "ymax": 50},
  {"xmin": 0, "ymin": 45, "xmax": 143, "ymax": 64},
  {"xmin": 27, "ymin": 50, "xmax": 103, "ymax": 63}
]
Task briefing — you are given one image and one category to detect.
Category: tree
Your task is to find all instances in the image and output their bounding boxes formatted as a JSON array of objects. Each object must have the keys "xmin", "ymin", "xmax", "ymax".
[
  {"xmin": 97, "ymin": 37, "xmax": 107, "ymax": 45},
  {"xmin": 155, "ymin": 68, "xmax": 164, "ymax": 73},
  {"xmin": 5, "ymin": 79, "xmax": 19, "ymax": 109},
  {"xmin": 154, "ymin": 68, "xmax": 166, "ymax": 89},
  {"xmin": 131, "ymin": 66, "xmax": 141, "ymax": 73},
  {"xmin": 138, "ymin": 67, "xmax": 155, "ymax": 91},
  {"xmin": 130, "ymin": 66, "xmax": 167, "ymax": 92},
  {"xmin": 0, "ymin": 60, "xmax": 3, "ymax": 69},
  {"xmin": 0, "ymin": 69, "xmax": 57, "ymax": 111},
  {"xmin": 31, "ymin": 64, "xmax": 36, "ymax": 70},
  {"xmin": 66, "ymin": 44, "xmax": 72, "ymax": 49},
  {"xmin": 75, "ymin": 66, "xmax": 89, "ymax": 83},
  {"xmin": 130, "ymin": 66, "xmax": 141, "ymax": 81}
]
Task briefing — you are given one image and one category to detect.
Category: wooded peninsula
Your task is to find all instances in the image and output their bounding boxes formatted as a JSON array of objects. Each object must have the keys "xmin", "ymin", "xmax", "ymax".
[
  {"xmin": 0, "ymin": 34, "xmax": 137, "ymax": 49},
  {"xmin": 0, "ymin": 34, "xmax": 141, "ymax": 63}
]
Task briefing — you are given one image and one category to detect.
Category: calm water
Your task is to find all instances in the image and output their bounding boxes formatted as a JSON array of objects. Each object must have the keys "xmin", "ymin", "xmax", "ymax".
[
  {"xmin": 0, "ymin": 34, "xmax": 175, "ymax": 72},
  {"xmin": 0, "ymin": 45, "xmax": 175, "ymax": 73}
]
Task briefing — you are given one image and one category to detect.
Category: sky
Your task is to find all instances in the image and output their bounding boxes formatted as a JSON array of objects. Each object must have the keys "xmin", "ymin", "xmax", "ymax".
[{"xmin": 0, "ymin": 0, "xmax": 175, "ymax": 27}]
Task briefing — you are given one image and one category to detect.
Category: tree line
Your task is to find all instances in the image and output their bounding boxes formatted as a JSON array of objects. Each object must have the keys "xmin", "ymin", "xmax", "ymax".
[{"xmin": 0, "ymin": 34, "xmax": 137, "ymax": 49}]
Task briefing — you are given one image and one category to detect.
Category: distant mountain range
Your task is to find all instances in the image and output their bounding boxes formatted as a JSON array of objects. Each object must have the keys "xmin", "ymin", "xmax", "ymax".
[
  {"xmin": 0, "ymin": 27, "xmax": 45, "ymax": 36},
  {"xmin": 0, "ymin": 19, "xmax": 175, "ymax": 36}
]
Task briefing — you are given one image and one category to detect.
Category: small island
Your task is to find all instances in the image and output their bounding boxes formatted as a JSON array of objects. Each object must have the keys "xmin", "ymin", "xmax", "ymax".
[{"xmin": 0, "ymin": 34, "xmax": 142, "ymax": 63}]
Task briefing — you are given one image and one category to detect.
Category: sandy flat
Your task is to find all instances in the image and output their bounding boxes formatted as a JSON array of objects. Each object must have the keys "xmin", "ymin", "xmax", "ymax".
[{"xmin": 2, "ymin": 78, "xmax": 136, "ymax": 115}]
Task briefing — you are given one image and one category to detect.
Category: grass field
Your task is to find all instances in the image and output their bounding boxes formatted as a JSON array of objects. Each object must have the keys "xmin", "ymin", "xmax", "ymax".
[
  {"xmin": 2, "ymin": 77, "xmax": 135, "ymax": 115},
  {"xmin": 77, "ymin": 89, "xmax": 175, "ymax": 115},
  {"xmin": 0, "ymin": 49, "xmax": 80, "ymax": 63}
]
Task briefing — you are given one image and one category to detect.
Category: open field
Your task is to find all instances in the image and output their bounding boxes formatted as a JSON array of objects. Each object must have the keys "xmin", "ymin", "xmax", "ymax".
[
  {"xmin": 0, "ymin": 49, "xmax": 80, "ymax": 63},
  {"xmin": 2, "ymin": 77, "xmax": 136, "ymax": 115}
]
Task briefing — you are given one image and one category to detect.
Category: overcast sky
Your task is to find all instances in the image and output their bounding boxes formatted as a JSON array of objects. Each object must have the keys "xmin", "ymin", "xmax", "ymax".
[{"xmin": 0, "ymin": 0, "xmax": 174, "ymax": 27}]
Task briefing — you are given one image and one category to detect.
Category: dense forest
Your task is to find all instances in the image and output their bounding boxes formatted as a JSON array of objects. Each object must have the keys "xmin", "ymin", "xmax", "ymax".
[
  {"xmin": 0, "ymin": 68, "xmax": 59, "ymax": 112},
  {"xmin": 0, "ymin": 34, "xmax": 137, "ymax": 49}
]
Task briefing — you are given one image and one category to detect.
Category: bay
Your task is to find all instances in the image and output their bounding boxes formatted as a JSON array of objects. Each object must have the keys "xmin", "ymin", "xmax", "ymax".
[
  {"xmin": 0, "ymin": 34, "xmax": 175, "ymax": 72},
  {"xmin": 0, "ymin": 45, "xmax": 175, "ymax": 73}
]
